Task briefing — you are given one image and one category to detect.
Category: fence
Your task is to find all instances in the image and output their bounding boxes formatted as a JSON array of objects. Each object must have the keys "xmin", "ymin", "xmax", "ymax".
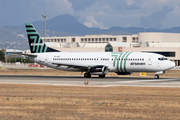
[{"xmin": 0, "ymin": 63, "xmax": 50, "ymax": 69}]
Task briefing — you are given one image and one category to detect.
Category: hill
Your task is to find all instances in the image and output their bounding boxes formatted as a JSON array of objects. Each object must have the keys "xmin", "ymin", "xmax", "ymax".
[{"xmin": 1, "ymin": 14, "xmax": 180, "ymax": 50}]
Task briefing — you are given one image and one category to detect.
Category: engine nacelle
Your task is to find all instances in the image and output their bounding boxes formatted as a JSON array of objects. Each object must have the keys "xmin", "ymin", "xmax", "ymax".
[
  {"xmin": 90, "ymin": 65, "xmax": 108, "ymax": 75},
  {"xmin": 116, "ymin": 72, "xmax": 133, "ymax": 75}
]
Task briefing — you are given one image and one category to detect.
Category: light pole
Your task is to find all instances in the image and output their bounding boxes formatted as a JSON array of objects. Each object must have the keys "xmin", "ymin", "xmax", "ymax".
[{"xmin": 42, "ymin": 15, "xmax": 48, "ymax": 41}]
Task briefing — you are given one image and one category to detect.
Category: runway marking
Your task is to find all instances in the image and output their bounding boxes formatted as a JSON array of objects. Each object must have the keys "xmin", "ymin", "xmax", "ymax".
[{"xmin": 116, "ymin": 78, "xmax": 180, "ymax": 83}]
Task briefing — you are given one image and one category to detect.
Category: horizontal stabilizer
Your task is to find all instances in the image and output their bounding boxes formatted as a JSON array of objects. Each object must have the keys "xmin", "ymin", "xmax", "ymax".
[{"xmin": 8, "ymin": 52, "xmax": 37, "ymax": 57}]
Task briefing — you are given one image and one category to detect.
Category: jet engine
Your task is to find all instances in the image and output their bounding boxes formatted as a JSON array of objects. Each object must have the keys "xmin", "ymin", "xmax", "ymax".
[{"xmin": 90, "ymin": 65, "xmax": 108, "ymax": 75}]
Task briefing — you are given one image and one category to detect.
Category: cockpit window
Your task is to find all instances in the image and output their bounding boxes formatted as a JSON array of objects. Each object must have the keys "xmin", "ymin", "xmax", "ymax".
[{"xmin": 158, "ymin": 57, "xmax": 168, "ymax": 61}]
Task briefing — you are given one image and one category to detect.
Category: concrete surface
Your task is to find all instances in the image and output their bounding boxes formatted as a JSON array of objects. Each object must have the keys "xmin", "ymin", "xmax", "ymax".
[{"xmin": 0, "ymin": 75, "xmax": 180, "ymax": 87}]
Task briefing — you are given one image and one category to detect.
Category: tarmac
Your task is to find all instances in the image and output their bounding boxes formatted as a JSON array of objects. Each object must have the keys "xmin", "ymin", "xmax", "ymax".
[{"xmin": 0, "ymin": 75, "xmax": 180, "ymax": 87}]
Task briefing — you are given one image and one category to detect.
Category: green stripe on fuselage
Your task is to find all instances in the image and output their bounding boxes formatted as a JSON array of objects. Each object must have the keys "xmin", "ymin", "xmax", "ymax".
[
  {"xmin": 120, "ymin": 52, "xmax": 128, "ymax": 72},
  {"xmin": 111, "ymin": 55, "xmax": 118, "ymax": 67},
  {"xmin": 117, "ymin": 53, "xmax": 123, "ymax": 72},
  {"xmin": 124, "ymin": 52, "xmax": 132, "ymax": 72}
]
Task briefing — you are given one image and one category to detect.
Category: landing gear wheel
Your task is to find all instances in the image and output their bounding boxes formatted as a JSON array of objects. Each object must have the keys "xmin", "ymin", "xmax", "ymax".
[
  {"xmin": 84, "ymin": 73, "xmax": 91, "ymax": 78},
  {"xmin": 155, "ymin": 74, "xmax": 159, "ymax": 79},
  {"xmin": 99, "ymin": 75, "xmax": 105, "ymax": 78}
]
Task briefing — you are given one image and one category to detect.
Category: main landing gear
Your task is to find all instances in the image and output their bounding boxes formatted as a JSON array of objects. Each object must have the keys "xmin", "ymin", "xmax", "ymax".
[
  {"xmin": 84, "ymin": 73, "xmax": 91, "ymax": 78},
  {"xmin": 155, "ymin": 74, "xmax": 159, "ymax": 79},
  {"xmin": 99, "ymin": 75, "xmax": 105, "ymax": 78},
  {"xmin": 84, "ymin": 73, "xmax": 106, "ymax": 78}
]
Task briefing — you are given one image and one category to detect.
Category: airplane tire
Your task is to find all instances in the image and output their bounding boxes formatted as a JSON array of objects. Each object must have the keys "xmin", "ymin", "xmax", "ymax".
[
  {"xmin": 99, "ymin": 75, "xmax": 105, "ymax": 78},
  {"xmin": 84, "ymin": 73, "xmax": 91, "ymax": 78},
  {"xmin": 155, "ymin": 75, "xmax": 159, "ymax": 79}
]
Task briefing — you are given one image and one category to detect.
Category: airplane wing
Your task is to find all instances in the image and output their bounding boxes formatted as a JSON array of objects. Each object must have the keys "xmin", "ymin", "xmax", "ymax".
[
  {"xmin": 8, "ymin": 52, "xmax": 37, "ymax": 57},
  {"xmin": 52, "ymin": 62, "xmax": 90, "ymax": 70}
]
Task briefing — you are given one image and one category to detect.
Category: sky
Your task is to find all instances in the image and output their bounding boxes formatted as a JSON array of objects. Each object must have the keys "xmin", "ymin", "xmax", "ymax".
[{"xmin": 0, "ymin": 0, "xmax": 180, "ymax": 29}]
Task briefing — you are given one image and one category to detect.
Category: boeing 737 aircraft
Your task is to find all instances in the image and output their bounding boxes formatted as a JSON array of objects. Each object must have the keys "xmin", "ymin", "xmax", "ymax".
[{"xmin": 14, "ymin": 23, "xmax": 175, "ymax": 79}]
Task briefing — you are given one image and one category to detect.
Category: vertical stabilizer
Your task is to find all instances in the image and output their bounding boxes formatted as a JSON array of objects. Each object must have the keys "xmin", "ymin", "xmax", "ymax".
[{"xmin": 25, "ymin": 23, "xmax": 60, "ymax": 53}]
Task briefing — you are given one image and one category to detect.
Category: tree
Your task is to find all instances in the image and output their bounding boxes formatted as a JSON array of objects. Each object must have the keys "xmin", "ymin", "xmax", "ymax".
[
  {"xmin": 7, "ymin": 57, "xmax": 34, "ymax": 63},
  {"xmin": 0, "ymin": 49, "xmax": 5, "ymax": 62}
]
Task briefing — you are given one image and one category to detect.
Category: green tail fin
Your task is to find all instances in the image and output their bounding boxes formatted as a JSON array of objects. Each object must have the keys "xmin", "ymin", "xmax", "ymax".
[{"xmin": 25, "ymin": 23, "xmax": 60, "ymax": 53}]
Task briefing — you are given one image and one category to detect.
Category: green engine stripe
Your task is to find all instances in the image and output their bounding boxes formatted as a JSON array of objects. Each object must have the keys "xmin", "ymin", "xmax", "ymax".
[
  {"xmin": 120, "ymin": 52, "xmax": 128, "ymax": 72},
  {"xmin": 124, "ymin": 52, "xmax": 132, "ymax": 72},
  {"xmin": 117, "ymin": 53, "xmax": 123, "ymax": 72}
]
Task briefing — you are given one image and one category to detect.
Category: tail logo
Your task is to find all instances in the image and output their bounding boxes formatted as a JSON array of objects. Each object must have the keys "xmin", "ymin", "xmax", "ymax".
[{"xmin": 25, "ymin": 23, "xmax": 59, "ymax": 53}]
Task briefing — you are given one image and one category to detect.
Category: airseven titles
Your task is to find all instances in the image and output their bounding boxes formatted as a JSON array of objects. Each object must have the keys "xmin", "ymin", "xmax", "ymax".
[{"xmin": 130, "ymin": 62, "xmax": 146, "ymax": 65}]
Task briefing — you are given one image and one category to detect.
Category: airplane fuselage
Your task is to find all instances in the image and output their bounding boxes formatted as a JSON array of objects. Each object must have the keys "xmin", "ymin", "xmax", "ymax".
[
  {"xmin": 30, "ymin": 52, "xmax": 175, "ymax": 74},
  {"xmin": 23, "ymin": 23, "xmax": 175, "ymax": 79}
]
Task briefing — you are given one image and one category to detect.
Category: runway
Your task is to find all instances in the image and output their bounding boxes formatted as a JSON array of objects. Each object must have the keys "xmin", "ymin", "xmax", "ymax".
[{"xmin": 0, "ymin": 75, "xmax": 180, "ymax": 87}]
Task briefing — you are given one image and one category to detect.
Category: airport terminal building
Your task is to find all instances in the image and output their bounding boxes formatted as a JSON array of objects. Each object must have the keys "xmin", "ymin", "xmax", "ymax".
[{"xmin": 40, "ymin": 32, "xmax": 180, "ymax": 66}]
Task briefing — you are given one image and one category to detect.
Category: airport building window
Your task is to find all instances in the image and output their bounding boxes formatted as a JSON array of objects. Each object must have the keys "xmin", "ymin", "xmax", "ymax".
[
  {"xmin": 132, "ymin": 37, "xmax": 136, "ymax": 43},
  {"xmin": 72, "ymin": 38, "xmax": 75, "ymax": 43},
  {"xmin": 122, "ymin": 37, "xmax": 127, "ymax": 42}
]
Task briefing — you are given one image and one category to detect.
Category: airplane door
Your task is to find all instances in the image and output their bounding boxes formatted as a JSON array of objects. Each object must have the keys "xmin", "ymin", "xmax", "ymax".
[
  {"xmin": 45, "ymin": 55, "xmax": 49, "ymax": 64},
  {"xmin": 148, "ymin": 55, "xmax": 153, "ymax": 65}
]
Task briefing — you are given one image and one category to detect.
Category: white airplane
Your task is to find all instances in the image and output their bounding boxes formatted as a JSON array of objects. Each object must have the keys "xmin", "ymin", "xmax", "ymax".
[{"xmin": 16, "ymin": 23, "xmax": 175, "ymax": 79}]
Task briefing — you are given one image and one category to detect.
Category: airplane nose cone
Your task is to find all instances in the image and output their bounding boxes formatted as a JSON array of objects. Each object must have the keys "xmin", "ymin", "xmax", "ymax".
[{"xmin": 169, "ymin": 61, "xmax": 175, "ymax": 69}]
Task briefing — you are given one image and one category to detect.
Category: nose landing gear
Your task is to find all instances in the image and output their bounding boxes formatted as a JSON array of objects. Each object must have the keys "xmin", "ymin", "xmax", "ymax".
[{"xmin": 155, "ymin": 74, "xmax": 159, "ymax": 79}]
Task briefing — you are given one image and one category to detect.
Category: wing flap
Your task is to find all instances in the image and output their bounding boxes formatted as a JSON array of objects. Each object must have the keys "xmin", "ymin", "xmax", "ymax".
[{"xmin": 52, "ymin": 62, "xmax": 89, "ymax": 70}]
